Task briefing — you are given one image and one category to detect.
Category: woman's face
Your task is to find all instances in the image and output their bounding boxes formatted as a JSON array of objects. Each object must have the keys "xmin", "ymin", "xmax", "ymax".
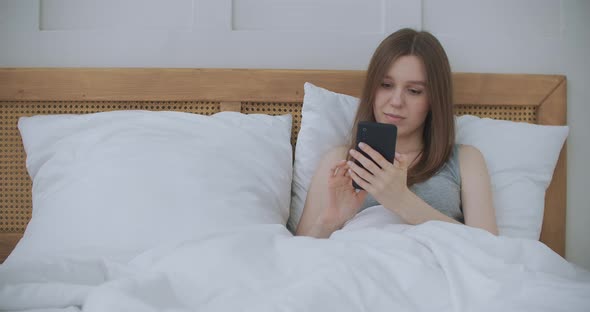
[{"xmin": 373, "ymin": 55, "xmax": 430, "ymax": 139}]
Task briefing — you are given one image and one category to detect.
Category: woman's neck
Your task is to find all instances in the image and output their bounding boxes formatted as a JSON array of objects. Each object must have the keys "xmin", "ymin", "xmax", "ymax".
[{"xmin": 396, "ymin": 133, "xmax": 424, "ymax": 154}]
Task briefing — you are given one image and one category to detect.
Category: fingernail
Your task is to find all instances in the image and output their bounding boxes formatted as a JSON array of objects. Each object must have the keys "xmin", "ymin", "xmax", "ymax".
[
  {"xmin": 349, "ymin": 149, "xmax": 355, "ymax": 155},
  {"xmin": 347, "ymin": 161, "xmax": 353, "ymax": 166},
  {"xmin": 358, "ymin": 142, "xmax": 366, "ymax": 148},
  {"xmin": 395, "ymin": 152, "xmax": 401, "ymax": 157}
]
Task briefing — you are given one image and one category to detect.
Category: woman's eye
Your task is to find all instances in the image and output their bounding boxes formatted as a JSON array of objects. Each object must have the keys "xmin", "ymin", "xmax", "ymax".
[
  {"xmin": 408, "ymin": 88, "xmax": 423, "ymax": 95},
  {"xmin": 381, "ymin": 82, "xmax": 393, "ymax": 89}
]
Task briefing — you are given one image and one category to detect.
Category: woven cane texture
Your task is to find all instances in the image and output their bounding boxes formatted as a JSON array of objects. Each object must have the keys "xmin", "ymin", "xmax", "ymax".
[
  {"xmin": 242, "ymin": 102, "xmax": 302, "ymax": 146},
  {"xmin": 456, "ymin": 105, "xmax": 537, "ymax": 123}
]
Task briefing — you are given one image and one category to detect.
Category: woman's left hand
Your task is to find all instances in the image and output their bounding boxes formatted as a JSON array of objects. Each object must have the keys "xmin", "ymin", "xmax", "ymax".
[{"xmin": 347, "ymin": 142, "xmax": 411, "ymax": 213}]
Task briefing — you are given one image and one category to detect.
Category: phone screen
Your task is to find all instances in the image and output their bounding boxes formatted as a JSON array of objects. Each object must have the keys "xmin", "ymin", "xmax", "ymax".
[{"xmin": 352, "ymin": 121, "xmax": 397, "ymax": 190}]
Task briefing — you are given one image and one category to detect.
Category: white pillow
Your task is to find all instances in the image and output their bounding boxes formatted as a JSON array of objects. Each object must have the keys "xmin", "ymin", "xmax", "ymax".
[
  {"xmin": 8, "ymin": 110, "xmax": 293, "ymax": 263},
  {"xmin": 456, "ymin": 115, "xmax": 568, "ymax": 239},
  {"xmin": 288, "ymin": 83, "xmax": 359, "ymax": 231},
  {"xmin": 290, "ymin": 82, "xmax": 568, "ymax": 240}
]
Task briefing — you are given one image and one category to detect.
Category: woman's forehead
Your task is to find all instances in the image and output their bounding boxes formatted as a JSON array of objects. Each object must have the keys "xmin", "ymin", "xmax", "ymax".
[{"xmin": 384, "ymin": 55, "xmax": 427, "ymax": 83}]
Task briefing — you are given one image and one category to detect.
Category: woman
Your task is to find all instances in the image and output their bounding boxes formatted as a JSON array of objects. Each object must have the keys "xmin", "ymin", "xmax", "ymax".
[{"xmin": 296, "ymin": 28, "xmax": 498, "ymax": 238}]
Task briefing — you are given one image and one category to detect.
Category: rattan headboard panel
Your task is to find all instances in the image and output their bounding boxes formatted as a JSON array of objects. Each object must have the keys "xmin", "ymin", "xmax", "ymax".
[
  {"xmin": 242, "ymin": 102, "xmax": 302, "ymax": 146},
  {"xmin": 455, "ymin": 105, "xmax": 537, "ymax": 123},
  {"xmin": 0, "ymin": 69, "xmax": 567, "ymax": 262}
]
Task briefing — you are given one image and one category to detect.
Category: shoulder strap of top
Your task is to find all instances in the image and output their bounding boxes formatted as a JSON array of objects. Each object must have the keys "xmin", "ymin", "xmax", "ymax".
[{"xmin": 448, "ymin": 144, "xmax": 462, "ymax": 184}]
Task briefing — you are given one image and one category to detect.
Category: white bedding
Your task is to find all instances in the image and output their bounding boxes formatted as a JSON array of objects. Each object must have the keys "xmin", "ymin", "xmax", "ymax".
[{"xmin": 1, "ymin": 207, "xmax": 589, "ymax": 312}]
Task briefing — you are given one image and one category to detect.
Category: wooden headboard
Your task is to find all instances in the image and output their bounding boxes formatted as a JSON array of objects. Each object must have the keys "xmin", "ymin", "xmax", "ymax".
[{"xmin": 0, "ymin": 68, "xmax": 567, "ymax": 262}]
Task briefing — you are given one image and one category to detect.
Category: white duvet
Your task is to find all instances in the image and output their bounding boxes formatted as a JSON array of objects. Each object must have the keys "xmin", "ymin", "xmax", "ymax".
[{"xmin": 1, "ymin": 207, "xmax": 589, "ymax": 312}]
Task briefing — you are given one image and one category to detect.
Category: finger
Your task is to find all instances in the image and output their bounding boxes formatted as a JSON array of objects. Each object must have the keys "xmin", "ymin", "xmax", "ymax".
[
  {"xmin": 358, "ymin": 142, "xmax": 392, "ymax": 169},
  {"xmin": 336, "ymin": 163, "xmax": 350, "ymax": 177},
  {"xmin": 331, "ymin": 160, "xmax": 348, "ymax": 176},
  {"xmin": 330, "ymin": 159, "xmax": 347, "ymax": 171},
  {"xmin": 347, "ymin": 160, "xmax": 375, "ymax": 184},
  {"xmin": 349, "ymin": 149, "xmax": 380, "ymax": 175},
  {"xmin": 348, "ymin": 168, "xmax": 372, "ymax": 193}
]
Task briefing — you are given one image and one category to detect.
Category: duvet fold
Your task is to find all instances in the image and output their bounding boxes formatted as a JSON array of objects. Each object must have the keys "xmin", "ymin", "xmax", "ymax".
[{"xmin": 1, "ymin": 217, "xmax": 589, "ymax": 312}]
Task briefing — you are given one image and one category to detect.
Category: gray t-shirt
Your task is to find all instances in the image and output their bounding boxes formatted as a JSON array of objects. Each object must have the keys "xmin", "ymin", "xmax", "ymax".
[{"xmin": 359, "ymin": 144, "xmax": 464, "ymax": 223}]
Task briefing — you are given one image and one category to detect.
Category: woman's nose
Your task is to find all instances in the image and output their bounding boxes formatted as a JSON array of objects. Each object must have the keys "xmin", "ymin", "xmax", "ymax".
[{"xmin": 389, "ymin": 89, "xmax": 403, "ymax": 108}]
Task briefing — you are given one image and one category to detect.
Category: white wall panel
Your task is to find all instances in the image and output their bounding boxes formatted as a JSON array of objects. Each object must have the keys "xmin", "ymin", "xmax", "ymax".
[
  {"xmin": 421, "ymin": 0, "xmax": 564, "ymax": 77},
  {"xmin": 195, "ymin": 0, "xmax": 232, "ymax": 31},
  {"xmin": 384, "ymin": 0, "xmax": 421, "ymax": 32},
  {"xmin": 0, "ymin": 0, "xmax": 38, "ymax": 31},
  {"xmin": 231, "ymin": 0, "xmax": 382, "ymax": 33},
  {"xmin": 40, "ymin": 0, "xmax": 194, "ymax": 31},
  {"xmin": 562, "ymin": 0, "xmax": 590, "ymax": 276},
  {"xmin": 423, "ymin": 0, "xmax": 560, "ymax": 38},
  {"xmin": 439, "ymin": 35, "xmax": 564, "ymax": 74}
]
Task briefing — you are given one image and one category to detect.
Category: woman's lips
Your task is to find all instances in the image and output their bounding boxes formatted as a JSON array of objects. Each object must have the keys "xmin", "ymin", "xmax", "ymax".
[{"xmin": 384, "ymin": 113, "xmax": 404, "ymax": 122}]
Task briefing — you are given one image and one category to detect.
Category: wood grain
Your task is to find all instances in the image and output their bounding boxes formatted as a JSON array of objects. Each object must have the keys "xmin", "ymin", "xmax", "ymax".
[
  {"xmin": 0, "ymin": 68, "xmax": 366, "ymax": 102},
  {"xmin": 538, "ymin": 79, "xmax": 567, "ymax": 256},
  {"xmin": 220, "ymin": 101, "xmax": 242, "ymax": 112},
  {"xmin": 453, "ymin": 73, "xmax": 564, "ymax": 106},
  {"xmin": 0, "ymin": 234, "xmax": 21, "ymax": 263}
]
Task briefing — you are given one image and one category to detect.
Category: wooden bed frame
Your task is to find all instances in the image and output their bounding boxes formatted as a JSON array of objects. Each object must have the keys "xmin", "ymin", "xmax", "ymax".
[{"xmin": 0, "ymin": 68, "xmax": 567, "ymax": 263}]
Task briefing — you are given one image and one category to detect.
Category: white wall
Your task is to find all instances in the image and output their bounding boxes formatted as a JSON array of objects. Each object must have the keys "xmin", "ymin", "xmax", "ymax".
[
  {"xmin": 561, "ymin": 0, "xmax": 590, "ymax": 272},
  {"xmin": 1, "ymin": 0, "xmax": 588, "ymax": 269}
]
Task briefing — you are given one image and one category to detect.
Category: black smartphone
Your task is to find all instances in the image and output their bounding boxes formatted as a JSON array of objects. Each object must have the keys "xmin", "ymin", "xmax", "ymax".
[{"xmin": 352, "ymin": 121, "xmax": 397, "ymax": 190}]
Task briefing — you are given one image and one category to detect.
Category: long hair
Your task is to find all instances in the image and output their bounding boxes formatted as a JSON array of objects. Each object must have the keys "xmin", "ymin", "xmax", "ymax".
[{"xmin": 348, "ymin": 28, "xmax": 455, "ymax": 186}]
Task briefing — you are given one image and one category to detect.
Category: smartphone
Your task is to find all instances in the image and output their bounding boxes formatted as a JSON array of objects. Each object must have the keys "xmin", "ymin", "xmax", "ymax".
[{"xmin": 352, "ymin": 121, "xmax": 397, "ymax": 190}]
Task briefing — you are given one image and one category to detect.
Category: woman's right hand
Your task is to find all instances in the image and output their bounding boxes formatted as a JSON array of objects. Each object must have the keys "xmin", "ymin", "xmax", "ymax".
[
  {"xmin": 323, "ymin": 159, "xmax": 368, "ymax": 228},
  {"xmin": 296, "ymin": 147, "xmax": 367, "ymax": 238}
]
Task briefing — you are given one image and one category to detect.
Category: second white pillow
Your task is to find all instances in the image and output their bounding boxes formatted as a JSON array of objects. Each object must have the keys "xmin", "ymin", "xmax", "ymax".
[
  {"xmin": 288, "ymin": 83, "xmax": 359, "ymax": 231},
  {"xmin": 290, "ymin": 83, "xmax": 568, "ymax": 240}
]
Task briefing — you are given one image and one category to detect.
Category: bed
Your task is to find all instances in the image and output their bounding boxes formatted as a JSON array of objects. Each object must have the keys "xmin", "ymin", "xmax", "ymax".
[{"xmin": 0, "ymin": 68, "xmax": 587, "ymax": 311}]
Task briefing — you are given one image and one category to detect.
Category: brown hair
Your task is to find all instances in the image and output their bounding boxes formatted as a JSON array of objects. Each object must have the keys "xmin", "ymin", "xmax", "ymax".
[{"xmin": 348, "ymin": 28, "xmax": 455, "ymax": 186}]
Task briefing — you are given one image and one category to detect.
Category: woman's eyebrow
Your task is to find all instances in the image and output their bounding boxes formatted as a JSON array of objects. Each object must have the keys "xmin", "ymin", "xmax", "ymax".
[
  {"xmin": 383, "ymin": 75, "xmax": 427, "ymax": 87},
  {"xmin": 383, "ymin": 75, "xmax": 426, "ymax": 86}
]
